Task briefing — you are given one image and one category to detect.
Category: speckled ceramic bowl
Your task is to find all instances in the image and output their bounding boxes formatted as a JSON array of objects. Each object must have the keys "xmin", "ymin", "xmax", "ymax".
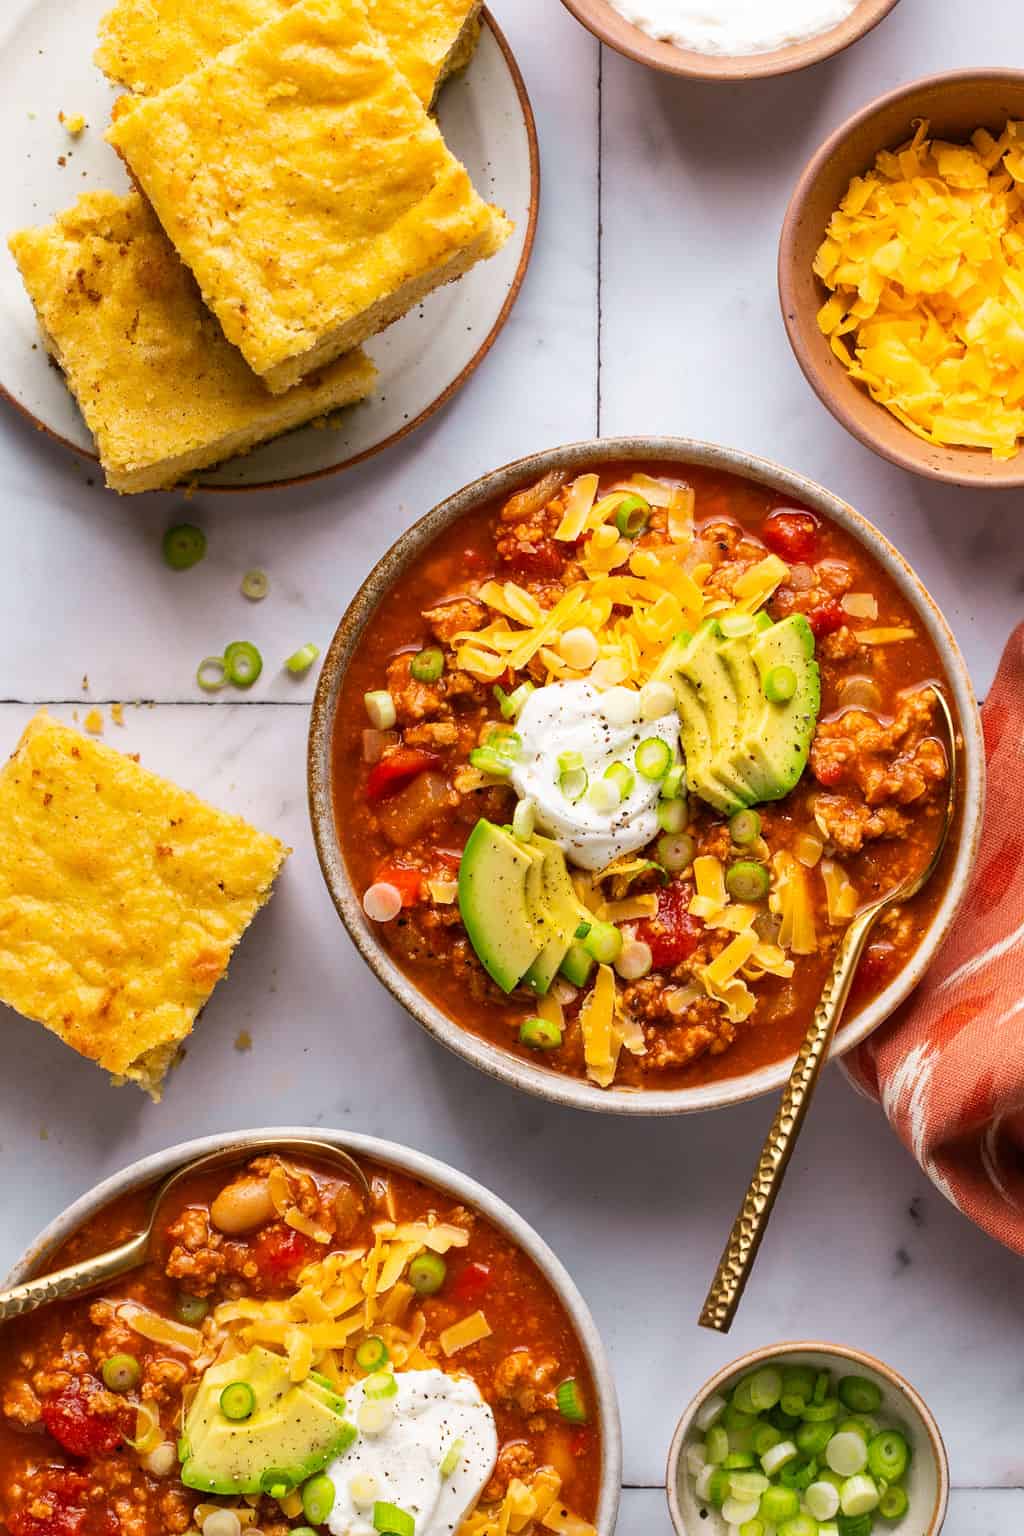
[
  {"xmin": 667, "ymin": 1341, "xmax": 949, "ymax": 1535},
  {"xmin": 308, "ymin": 437, "xmax": 985, "ymax": 1116},
  {"xmin": 5, "ymin": 1126, "xmax": 622, "ymax": 1536}
]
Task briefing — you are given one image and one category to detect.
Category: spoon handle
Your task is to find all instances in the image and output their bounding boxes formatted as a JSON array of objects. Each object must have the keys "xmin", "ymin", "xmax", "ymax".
[
  {"xmin": 0, "ymin": 1236, "xmax": 148, "ymax": 1322},
  {"xmin": 698, "ymin": 902, "xmax": 880, "ymax": 1333}
]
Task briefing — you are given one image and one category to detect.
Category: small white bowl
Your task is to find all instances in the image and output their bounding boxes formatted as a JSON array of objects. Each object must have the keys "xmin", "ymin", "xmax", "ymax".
[{"xmin": 667, "ymin": 1341, "xmax": 949, "ymax": 1535}]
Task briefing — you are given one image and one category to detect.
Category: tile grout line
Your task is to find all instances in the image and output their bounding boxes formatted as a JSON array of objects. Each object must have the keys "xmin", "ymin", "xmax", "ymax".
[{"xmin": 596, "ymin": 38, "xmax": 603, "ymax": 438}]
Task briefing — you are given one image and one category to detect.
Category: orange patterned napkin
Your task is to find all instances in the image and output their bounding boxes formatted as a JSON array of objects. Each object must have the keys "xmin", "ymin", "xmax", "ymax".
[{"xmin": 845, "ymin": 623, "xmax": 1024, "ymax": 1256}]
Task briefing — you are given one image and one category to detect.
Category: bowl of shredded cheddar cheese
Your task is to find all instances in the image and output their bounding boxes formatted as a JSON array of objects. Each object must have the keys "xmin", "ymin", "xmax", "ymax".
[{"xmin": 780, "ymin": 70, "xmax": 1024, "ymax": 487}]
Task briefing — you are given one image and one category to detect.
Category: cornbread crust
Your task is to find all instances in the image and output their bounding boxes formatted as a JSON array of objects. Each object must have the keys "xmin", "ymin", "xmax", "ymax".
[
  {"xmin": 107, "ymin": 0, "xmax": 512, "ymax": 393},
  {"xmin": 0, "ymin": 713, "xmax": 289, "ymax": 1099},
  {"xmin": 8, "ymin": 191, "xmax": 377, "ymax": 493},
  {"xmin": 95, "ymin": 0, "xmax": 482, "ymax": 108}
]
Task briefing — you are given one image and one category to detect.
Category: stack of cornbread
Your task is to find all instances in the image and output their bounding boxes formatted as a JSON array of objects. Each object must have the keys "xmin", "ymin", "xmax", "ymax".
[{"xmin": 8, "ymin": 0, "xmax": 510, "ymax": 493}]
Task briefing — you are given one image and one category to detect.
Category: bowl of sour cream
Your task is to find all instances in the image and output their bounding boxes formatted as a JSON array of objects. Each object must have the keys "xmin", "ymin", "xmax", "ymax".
[{"xmin": 557, "ymin": 0, "xmax": 899, "ymax": 80}]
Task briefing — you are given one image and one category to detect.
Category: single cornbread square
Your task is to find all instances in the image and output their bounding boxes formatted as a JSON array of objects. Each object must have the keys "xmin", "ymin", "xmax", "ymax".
[
  {"xmin": 106, "ymin": 0, "xmax": 512, "ymax": 394},
  {"xmin": 0, "ymin": 712, "xmax": 289, "ymax": 1100},
  {"xmin": 8, "ymin": 191, "xmax": 377, "ymax": 493},
  {"xmin": 95, "ymin": 0, "xmax": 482, "ymax": 110}
]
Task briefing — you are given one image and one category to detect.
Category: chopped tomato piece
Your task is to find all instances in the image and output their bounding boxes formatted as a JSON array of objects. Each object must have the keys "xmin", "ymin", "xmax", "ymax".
[
  {"xmin": 812, "ymin": 756, "xmax": 846, "ymax": 789},
  {"xmin": 251, "ymin": 1223, "xmax": 313, "ymax": 1286},
  {"xmin": 806, "ymin": 599, "xmax": 845, "ymax": 639},
  {"xmin": 41, "ymin": 1386, "xmax": 127, "ymax": 1459},
  {"xmin": 451, "ymin": 1262, "xmax": 491, "ymax": 1303},
  {"xmin": 366, "ymin": 748, "xmax": 441, "ymax": 803},
  {"xmin": 501, "ymin": 537, "xmax": 564, "ymax": 580},
  {"xmin": 375, "ymin": 862, "xmax": 423, "ymax": 906},
  {"xmin": 762, "ymin": 509, "xmax": 819, "ymax": 563},
  {"xmin": 635, "ymin": 881, "xmax": 703, "ymax": 970}
]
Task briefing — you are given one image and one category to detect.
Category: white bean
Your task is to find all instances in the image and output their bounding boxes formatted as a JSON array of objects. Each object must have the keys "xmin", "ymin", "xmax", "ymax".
[{"xmin": 210, "ymin": 1177, "xmax": 275, "ymax": 1235}]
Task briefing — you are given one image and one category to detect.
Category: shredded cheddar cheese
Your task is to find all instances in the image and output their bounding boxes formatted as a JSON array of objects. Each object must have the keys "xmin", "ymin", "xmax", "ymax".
[{"xmin": 439, "ymin": 1310, "xmax": 492, "ymax": 1356}]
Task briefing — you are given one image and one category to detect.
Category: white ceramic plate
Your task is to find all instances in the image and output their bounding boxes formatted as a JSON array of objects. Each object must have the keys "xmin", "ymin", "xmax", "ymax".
[{"xmin": 0, "ymin": 1, "xmax": 538, "ymax": 491}]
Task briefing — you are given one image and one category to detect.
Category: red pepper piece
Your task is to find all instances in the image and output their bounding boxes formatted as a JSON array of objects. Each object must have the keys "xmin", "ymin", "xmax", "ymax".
[
  {"xmin": 366, "ymin": 748, "xmax": 441, "ymax": 803},
  {"xmin": 251, "ymin": 1223, "xmax": 314, "ymax": 1287},
  {"xmin": 762, "ymin": 509, "xmax": 819, "ymax": 563},
  {"xmin": 451, "ymin": 1262, "xmax": 492, "ymax": 1303},
  {"xmin": 635, "ymin": 880, "xmax": 703, "ymax": 971},
  {"xmin": 375, "ymin": 862, "xmax": 423, "ymax": 906}
]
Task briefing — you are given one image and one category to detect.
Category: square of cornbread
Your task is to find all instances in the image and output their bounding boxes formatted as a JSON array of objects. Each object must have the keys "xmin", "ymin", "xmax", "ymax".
[
  {"xmin": 106, "ymin": 0, "xmax": 512, "ymax": 394},
  {"xmin": 0, "ymin": 713, "xmax": 289, "ymax": 1100},
  {"xmin": 95, "ymin": 0, "xmax": 482, "ymax": 109},
  {"xmin": 8, "ymin": 191, "xmax": 377, "ymax": 493}
]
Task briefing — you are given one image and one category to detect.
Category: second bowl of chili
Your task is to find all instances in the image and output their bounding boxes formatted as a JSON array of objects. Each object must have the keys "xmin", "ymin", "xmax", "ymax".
[{"xmin": 309, "ymin": 438, "xmax": 984, "ymax": 1115}]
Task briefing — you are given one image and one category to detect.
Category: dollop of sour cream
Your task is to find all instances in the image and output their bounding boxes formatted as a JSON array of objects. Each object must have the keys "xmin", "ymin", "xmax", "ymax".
[
  {"xmin": 326, "ymin": 1371, "xmax": 497, "ymax": 1536},
  {"xmin": 607, "ymin": 0, "xmax": 857, "ymax": 56},
  {"xmin": 510, "ymin": 679, "xmax": 680, "ymax": 871}
]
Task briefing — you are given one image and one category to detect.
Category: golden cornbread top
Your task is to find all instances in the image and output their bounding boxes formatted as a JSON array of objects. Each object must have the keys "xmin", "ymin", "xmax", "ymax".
[
  {"xmin": 0, "ymin": 712, "xmax": 288, "ymax": 1080},
  {"xmin": 7, "ymin": 191, "xmax": 377, "ymax": 481},
  {"xmin": 95, "ymin": 0, "xmax": 479, "ymax": 107},
  {"xmin": 106, "ymin": 0, "xmax": 510, "ymax": 380}
]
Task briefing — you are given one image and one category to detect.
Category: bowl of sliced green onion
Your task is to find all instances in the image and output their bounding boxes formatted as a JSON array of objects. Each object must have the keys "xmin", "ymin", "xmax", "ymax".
[{"xmin": 667, "ymin": 1342, "xmax": 948, "ymax": 1536}]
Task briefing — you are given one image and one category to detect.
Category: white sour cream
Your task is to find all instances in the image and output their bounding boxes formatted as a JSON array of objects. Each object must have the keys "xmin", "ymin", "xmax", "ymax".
[
  {"xmin": 326, "ymin": 1370, "xmax": 497, "ymax": 1536},
  {"xmin": 510, "ymin": 680, "xmax": 680, "ymax": 871},
  {"xmin": 608, "ymin": 0, "xmax": 858, "ymax": 56}
]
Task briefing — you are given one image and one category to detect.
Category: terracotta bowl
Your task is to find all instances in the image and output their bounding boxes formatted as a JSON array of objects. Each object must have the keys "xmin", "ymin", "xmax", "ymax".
[
  {"xmin": 558, "ymin": 0, "xmax": 897, "ymax": 81},
  {"xmin": 308, "ymin": 436, "xmax": 985, "ymax": 1117},
  {"xmin": 667, "ymin": 1341, "xmax": 949, "ymax": 1535},
  {"xmin": 780, "ymin": 69, "xmax": 1024, "ymax": 488},
  {"xmin": 5, "ymin": 1126, "xmax": 622, "ymax": 1535}
]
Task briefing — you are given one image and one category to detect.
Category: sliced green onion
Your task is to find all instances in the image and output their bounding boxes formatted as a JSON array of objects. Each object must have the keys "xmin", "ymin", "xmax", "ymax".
[
  {"xmin": 557, "ymin": 750, "xmax": 584, "ymax": 774},
  {"xmin": 749, "ymin": 1368, "xmax": 783, "ymax": 1412},
  {"xmin": 833, "ymin": 1517, "xmax": 872, "ymax": 1536},
  {"xmin": 560, "ymin": 942, "xmax": 594, "ymax": 988},
  {"xmin": 440, "ymin": 1439, "xmax": 465, "ymax": 1479},
  {"xmin": 706, "ymin": 1467, "xmax": 731, "ymax": 1506},
  {"xmin": 162, "ymin": 523, "xmax": 206, "ymax": 570},
  {"xmin": 559, "ymin": 767, "xmax": 588, "ymax": 803},
  {"xmin": 802, "ymin": 1399, "xmax": 840, "ymax": 1423},
  {"xmin": 494, "ymin": 681, "xmax": 534, "ymax": 720},
  {"xmin": 555, "ymin": 1378, "xmax": 587, "ymax": 1424},
  {"xmin": 779, "ymin": 1393, "xmax": 808, "ymax": 1419},
  {"xmin": 758, "ymin": 1485, "xmax": 799, "ymax": 1525},
  {"xmin": 705, "ymin": 1425, "xmax": 729, "ymax": 1465},
  {"xmin": 219, "ymin": 1382, "xmax": 255, "ymax": 1421},
  {"xmin": 730, "ymin": 808, "xmax": 762, "ymax": 846},
  {"xmin": 866, "ymin": 1429, "xmax": 909, "ymax": 1483},
  {"xmin": 302, "ymin": 1473, "xmax": 336, "ymax": 1525},
  {"xmin": 373, "ymin": 1502, "xmax": 415, "ymax": 1536},
  {"xmin": 635, "ymin": 737, "xmax": 672, "ymax": 780},
  {"xmin": 355, "ymin": 1337, "xmax": 390, "ymax": 1372},
  {"xmin": 512, "ymin": 798, "xmax": 536, "ymax": 841},
  {"xmin": 879, "ymin": 1485, "xmax": 909, "ymax": 1521},
  {"xmin": 613, "ymin": 494, "xmax": 651, "ymax": 539},
  {"xmin": 175, "ymin": 1294, "xmax": 209, "ymax": 1326},
  {"xmin": 657, "ymin": 798, "xmax": 686, "ymax": 833},
  {"xmin": 761, "ymin": 1441, "xmax": 798, "ymax": 1477},
  {"xmin": 722, "ymin": 1453, "xmax": 756, "ymax": 1471},
  {"xmin": 738, "ymin": 1523, "xmax": 765, "ymax": 1536},
  {"xmin": 574, "ymin": 921, "xmax": 592, "ymax": 939},
  {"xmin": 813, "ymin": 1372, "xmax": 831, "ymax": 1406},
  {"xmin": 488, "ymin": 729, "xmax": 522, "ymax": 762},
  {"xmin": 782, "ymin": 1366, "xmax": 816, "ymax": 1402},
  {"xmin": 365, "ymin": 690, "xmax": 396, "ymax": 729},
  {"xmin": 836, "ymin": 1416, "xmax": 878, "ymax": 1444},
  {"xmin": 719, "ymin": 610, "xmax": 756, "ymax": 639},
  {"xmin": 728, "ymin": 1471, "xmax": 768, "ymax": 1499},
  {"xmin": 197, "ymin": 656, "xmax": 227, "ymax": 693},
  {"xmin": 604, "ymin": 760, "xmax": 635, "ymax": 800},
  {"xmin": 657, "ymin": 832, "xmax": 695, "ymax": 872},
  {"xmin": 469, "ymin": 746, "xmax": 513, "ymax": 779},
  {"xmin": 732, "ymin": 1377, "xmax": 759, "ymax": 1417},
  {"xmin": 826, "ymin": 1432, "xmax": 869, "ymax": 1479},
  {"xmin": 726, "ymin": 861, "xmax": 770, "ymax": 902},
  {"xmin": 661, "ymin": 764, "xmax": 686, "ymax": 800},
  {"xmin": 773, "ymin": 1517, "xmax": 818, "ymax": 1536},
  {"xmin": 587, "ymin": 778, "xmax": 620, "ymax": 814},
  {"xmin": 753, "ymin": 1423, "xmax": 783, "ymax": 1457},
  {"xmin": 101, "ymin": 1354, "xmax": 140, "ymax": 1393},
  {"xmin": 177, "ymin": 1436, "xmax": 189, "ymax": 1463},
  {"xmin": 520, "ymin": 1016, "xmax": 562, "ymax": 1051},
  {"xmin": 364, "ymin": 1371, "xmax": 398, "ymax": 1400},
  {"xmin": 408, "ymin": 1254, "xmax": 447, "ymax": 1295},
  {"xmin": 285, "ymin": 643, "xmax": 320, "ymax": 675},
  {"xmin": 410, "ymin": 648, "xmax": 444, "ymax": 683},
  {"xmin": 241, "ymin": 568, "xmax": 269, "ymax": 601},
  {"xmin": 223, "ymin": 641, "xmax": 263, "ymax": 688},
  {"xmin": 806, "ymin": 1481, "xmax": 841, "ymax": 1522},
  {"xmin": 582, "ymin": 920, "xmax": 622, "ymax": 964},
  {"xmin": 764, "ymin": 665, "xmax": 797, "ymax": 704},
  {"xmin": 838, "ymin": 1378, "xmax": 883, "ymax": 1416},
  {"xmin": 615, "ymin": 940, "xmax": 652, "ymax": 980},
  {"xmin": 840, "ymin": 1473, "xmax": 881, "ymax": 1517},
  {"xmin": 796, "ymin": 1421, "xmax": 832, "ymax": 1458}
]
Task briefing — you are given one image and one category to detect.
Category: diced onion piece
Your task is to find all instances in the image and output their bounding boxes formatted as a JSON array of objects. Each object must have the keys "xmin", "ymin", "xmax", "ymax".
[
  {"xmin": 806, "ymin": 1481, "xmax": 841, "ymax": 1521},
  {"xmin": 602, "ymin": 686, "xmax": 641, "ymax": 726},
  {"xmin": 841, "ymin": 592, "xmax": 878, "ymax": 619},
  {"xmin": 363, "ymin": 883, "xmax": 403, "ymax": 923},
  {"xmin": 559, "ymin": 626, "xmax": 599, "ymax": 670},
  {"xmin": 364, "ymin": 691, "xmax": 397, "ymax": 729},
  {"xmin": 614, "ymin": 940, "xmax": 653, "ymax": 981},
  {"xmin": 826, "ymin": 1431, "xmax": 869, "ymax": 1477},
  {"xmin": 640, "ymin": 680, "xmax": 676, "ymax": 720}
]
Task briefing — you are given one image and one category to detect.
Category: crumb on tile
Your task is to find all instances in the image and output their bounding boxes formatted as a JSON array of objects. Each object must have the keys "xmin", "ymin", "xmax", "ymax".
[
  {"xmin": 110, "ymin": 702, "xmax": 125, "ymax": 727},
  {"xmin": 59, "ymin": 112, "xmax": 87, "ymax": 136},
  {"xmin": 83, "ymin": 708, "xmax": 104, "ymax": 735},
  {"xmin": 39, "ymin": 1127, "xmax": 49, "ymax": 1141},
  {"xmin": 234, "ymin": 1030, "xmax": 253, "ymax": 1052}
]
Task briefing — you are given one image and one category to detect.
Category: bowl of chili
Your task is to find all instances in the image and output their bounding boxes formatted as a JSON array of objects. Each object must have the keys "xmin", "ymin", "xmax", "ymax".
[
  {"xmin": 309, "ymin": 437, "xmax": 984, "ymax": 1115},
  {"xmin": 0, "ymin": 1127, "xmax": 622, "ymax": 1536}
]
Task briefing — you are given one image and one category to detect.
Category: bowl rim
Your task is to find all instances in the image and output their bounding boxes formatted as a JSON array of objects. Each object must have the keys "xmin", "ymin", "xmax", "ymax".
[
  {"xmin": 308, "ymin": 434, "xmax": 985, "ymax": 1117},
  {"xmin": 4, "ymin": 1125, "xmax": 622, "ymax": 1535},
  {"xmin": 665, "ymin": 1338, "xmax": 950, "ymax": 1536},
  {"xmin": 557, "ymin": 0, "xmax": 898, "ymax": 82},
  {"xmin": 779, "ymin": 67, "xmax": 1024, "ymax": 488}
]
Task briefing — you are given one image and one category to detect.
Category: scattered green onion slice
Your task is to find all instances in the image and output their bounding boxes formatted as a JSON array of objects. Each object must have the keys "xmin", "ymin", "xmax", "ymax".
[
  {"xmin": 866, "ymin": 1429, "xmax": 909, "ymax": 1483},
  {"xmin": 657, "ymin": 798, "xmax": 686, "ymax": 834},
  {"xmin": 223, "ymin": 641, "xmax": 263, "ymax": 689},
  {"xmin": 286, "ymin": 643, "xmax": 320, "ymax": 676},
  {"xmin": 574, "ymin": 920, "xmax": 592, "ymax": 939},
  {"xmin": 520, "ymin": 1016, "xmax": 563, "ymax": 1051},
  {"xmin": 364, "ymin": 1371, "xmax": 398, "ymax": 1400},
  {"xmin": 364, "ymin": 690, "xmax": 396, "ymax": 729},
  {"xmin": 162, "ymin": 523, "xmax": 206, "ymax": 570},
  {"xmin": 410, "ymin": 647, "xmax": 444, "ymax": 683},
  {"xmin": 557, "ymin": 749, "xmax": 584, "ymax": 774},
  {"xmin": 838, "ymin": 1377, "xmax": 883, "ymax": 1415},
  {"xmin": 559, "ymin": 942, "xmax": 594, "ymax": 988},
  {"xmin": 175, "ymin": 1294, "xmax": 209, "ymax": 1326},
  {"xmin": 469, "ymin": 746, "xmax": 513, "ymax": 779},
  {"xmin": 835, "ymin": 1516, "xmax": 873, "ymax": 1536},
  {"xmin": 657, "ymin": 832, "xmax": 694, "ymax": 873},
  {"xmin": 782, "ymin": 1366, "xmax": 816, "ymax": 1403},
  {"xmin": 604, "ymin": 760, "xmax": 635, "ymax": 800},
  {"xmin": 373, "ymin": 1503, "xmax": 415, "ymax": 1536},
  {"xmin": 101, "ymin": 1354, "xmax": 140, "ymax": 1394},
  {"xmin": 779, "ymin": 1393, "xmax": 808, "ymax": 1419},
  {"xmin": 879, "ymin": 1485, "xmax": 909, "ymax": 1521},
  {"xmin": 613, "ymin": 494, "xmax": 651, "ymax": 539},
  {"xmin": 177, "ymin": 1436, "xmax": 189, "ymax": 1463},
  {"xmin": 826, "ymin": 1432, "xmax": 868, "ymax": 1478},
  {"xmin": 494, "ymin": 681, "xmax": 535, "ymax": 720},
  {"xmin": 796, "ymin": 1421, "xmax": 833, "ymax": 1458},
  {"xmin": 559, "ymin": 767, "xmax": 588, "ymax": 803},
  {"xmin": 408, "ymin": 1254, "xmax": 447, "ymax": 1295},
  {"xmin": 758, "ymin": 1485, "xmax": 799, "ymax": 1524},
  {"xmin": 302, "ymin": 1474, "xmax": 337, "ymax": 1526},
  {"xmin": 726, "ymin": 860, "xmax": 770, "ymax": 902},
  {"xmin": 749, "ymin": 1368, "xmax": 783, "ymax": 1412},
  {"xmin": 635, "ymin": 737, "xmax": 672, "ymax": 780},
  {"xmin": 753, "ymin": 1423, "xmax": 783, "ymax": 1457},
  {"xmin": 582, "ymin": 920, "xmax": 622, "ymax": 965},
  {"xmin": 355, "ymin": 1336, "xmax": 390, "ymax": 1372},
  {"xmin": 241, "ymin": 568, "xmax": 269, "ymax": 601},
  {"xmin": 512, "ymin": 798, "xmax": 536, "ymax": 841},
  {"xmin": 197, "ymin": 656, "xmax": 227, "ymax": 693},
  {"xmin": 661, "ymin": 764, "xmax": 686, "ymax": 801},
  {"xmin": 488, "ymin": 728, "xmax": 522, "ymax": 762},
  {"xmin": 729, "ymin": 808, "xmax": 762, "ymax": 846},
  {"xmin": 219, "ymin": 1382, "xmax": 256, "ymax": 1422},
  {"xmin": 556, "ymin": 1379, "xmax": 587, "ymax": 1424},
  {"xmin": 440, "ymin": 1439, "xmax": 465, "ymax": 1479},
  {"xmin": 764, "ymin": 664, "xmax": 797, "ymax": 703},
  {"xmin": 719, "ymin": 610, "xmax": 756, "ymax": 639},
  {"xmin": 802, "ymin": 1399, "xmax": 840, "ymax": 1423}
]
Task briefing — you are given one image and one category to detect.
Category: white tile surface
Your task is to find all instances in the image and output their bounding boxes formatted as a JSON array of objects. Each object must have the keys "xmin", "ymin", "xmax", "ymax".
[{"xmin": 0, "ymin": 0, "xmax": 1021, "ymax": 1522}]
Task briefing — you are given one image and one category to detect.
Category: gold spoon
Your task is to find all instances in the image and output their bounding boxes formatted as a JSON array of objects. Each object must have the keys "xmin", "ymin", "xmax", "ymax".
[
  {"xmin": 699, "ymin": 684, "xmax": 958, "ymax": 1333},
  {"xmin": 0, "ymin": 1135, "xmax": 371, "ymax": 1323}
]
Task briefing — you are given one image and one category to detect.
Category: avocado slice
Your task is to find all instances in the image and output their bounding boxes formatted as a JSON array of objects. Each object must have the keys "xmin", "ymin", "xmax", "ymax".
[
  {"xmin": 458, "ymin": 820, "xmax": 548, "ymax": 993},
  {"xmin": 730, "ymin": 614, "xmax": 820, "ymax": 801},
  {"xmin": 522, "ymin": 836, "xmax": 588, "ymax": 995},
  {"xmin": 653, "ymin": 625, "xmax": 748, "ymax": 816},
  {"xmin": 179, "ymin": 1347, "xmax": 356, "ymax": 1498}
]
